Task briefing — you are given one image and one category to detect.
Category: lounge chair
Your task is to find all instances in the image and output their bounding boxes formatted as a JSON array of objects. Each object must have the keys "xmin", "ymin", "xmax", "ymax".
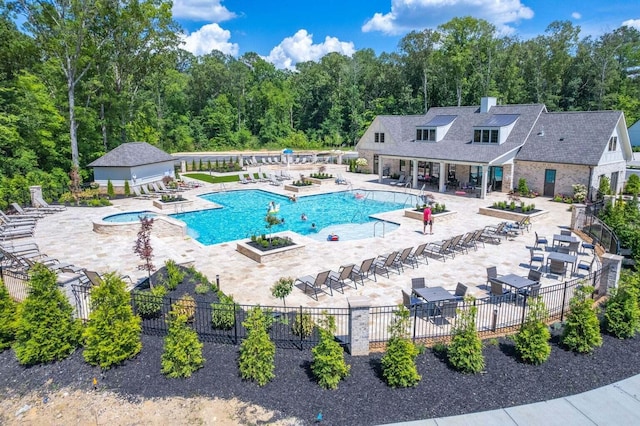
[
  {"xmin": 479, "ymin": 225, "xmax": 503, "ymax": 245},
  {"xmin": 398, "ymin": 246, "xmax": 417, "ymax": 270},
  {"xmin": 350, "ymin": 258, "xmax": 376, "ymax": 284},
  {"xmin": 457, "ymin": 231, "xmax": 476, "ymax": 253},
  {"xmin": 389, "ymin": 175, "xmax": 406, "ymax": 186},
  {"xmin": 151, "ymin": 182, "xmax": 172, "ymax": 194},
  {"xmin": 244, "ymin": 174, "xmax": 257, "ymax": 183},
  {"xmin": 132, "ymin": 186, "xmax": 152, "ymax": 199},
  {"xmin": 0, "ymin": 211, "xmax": 37, "ymax": 226},
  {"xmin": 424, "ymin": 238, "xmax": 454, "ymax": 262},
  {"xmin": 140, "ymin": 185, "xmax": 158, "ymax": 198},
  {"xmin": 0, "ymin": 226, "xmax": 34, "ymax": 241},
  {"xmin": 407, "ymin": 243, "xmax": 429, "ymax": 265},
  {"xmin": 296, "ymin": 270, "xmax": 331, "ymax": 300},
  {"xmin": 268, "ymin": 174, "xmax": 282, "ymax": 186},
  {"xmin": 372, "ymin": 251, "xmax": 399, "ymax": 278},
  {"xmin": 10, "ymin": 203, "xmax": 45, "ymax": 218},
  {"xmin": 238, "ymin": 174, "xmax": 250, "ymax": 184},
  {"xmin": 328, "ymin": 264, "xmax": 356, "ymax": 292},
  {"xmin": 33, "ymin": 195, "xmax": 65, "ymax": 211}
]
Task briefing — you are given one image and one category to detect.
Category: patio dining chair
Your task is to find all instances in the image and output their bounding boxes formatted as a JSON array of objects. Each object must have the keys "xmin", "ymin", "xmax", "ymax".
[
  {"xmin": 433, "ymin": 300, "xmax": 459, "ymax": 326},
  {"xmin": 534, "ymin": 231, "xmax": 548, "ymax": 249},
  {"xmin": 527, "ymin": 269, "xmax": 542, "ymax": 283},
  {"xmin": 548, "ymin": 259, "xmax": 567, "ymax": 280},
  {"xmin": 451, "ymin": 282, "xmax": 468, "ymax": 300},
  {"xmin": 402, "ymin": 289, "xmax": 423, "ymax": 310},
  {"xmin": 577, "ymin": 257, "xmax": 596, "ymax": 275},
  {"xmin": 490, "ymin": 281, "xmax": 510, "ymax": 305},
  {"xmin": 411, "ymin": 277, "xmax": 425, "ymax": 289},
  {"xmin": 486, "ymin": 266, "xmax": 501, "ymax": 286},
  {"xmin": 529, "ymin": 248, "xmax": 545, "ymax": 269}
]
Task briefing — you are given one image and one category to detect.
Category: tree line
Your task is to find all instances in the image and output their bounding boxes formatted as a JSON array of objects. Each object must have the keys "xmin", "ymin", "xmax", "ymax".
[{"xmin": 1, "ymin": 0, "xmax": 639, "ymax": 203}]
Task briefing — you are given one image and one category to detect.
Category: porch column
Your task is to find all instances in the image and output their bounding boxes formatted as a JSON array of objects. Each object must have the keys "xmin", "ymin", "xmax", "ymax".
[
  {"xmin": 438, "ymin": 162, "xmax": 446, "ymax": 193},
  {"xmin": 480, "ymin": 166, "xmax": 489, "ymax": 199},
  {"xmin": 411, "ymin": 159, "xmax": 418, "ymax": 189},
  {"xmin": 378, "ymin": 155, "xmax": 384, "ymax": 183}
]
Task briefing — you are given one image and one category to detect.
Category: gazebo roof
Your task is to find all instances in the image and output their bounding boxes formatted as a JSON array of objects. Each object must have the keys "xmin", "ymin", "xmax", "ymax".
[{"xmin": 87, "ymin": 142, "xmax": 174, "ymax": 168}]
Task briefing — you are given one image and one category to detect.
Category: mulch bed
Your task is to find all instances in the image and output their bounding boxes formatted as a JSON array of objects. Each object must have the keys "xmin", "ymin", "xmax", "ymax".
[{"xmin": 3, "ymin": 268, "xmax": 640, "ymax": 425}]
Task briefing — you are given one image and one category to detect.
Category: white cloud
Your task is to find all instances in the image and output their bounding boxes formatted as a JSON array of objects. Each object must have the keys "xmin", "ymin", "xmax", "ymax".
[
  {"xmin": 265, "ymin": 30, "xmax": 356, "ymax": 70},
  {"xmin": 362, "ymin": 0, "xmax": 534, "ymax": 35},
  {"xmin": 180, "ymin": 23, "xmax": 239, "ymax": 56},
  {"xmin": 571, "ymin": 12, "xmax": 582, "ymax": 20},
  {"xmin": 172, "ymin": 0, "xmax": 235, "ymax": 22},
  {"xmin": 622, "ymin": 19, "xmax": 640, "ymax": 30}
]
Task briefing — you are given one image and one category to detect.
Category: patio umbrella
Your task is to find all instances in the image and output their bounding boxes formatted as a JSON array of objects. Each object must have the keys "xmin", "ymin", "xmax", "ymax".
[{"xmin": 282, "ymin": 148, "xmax": 293, "ymax": 169}]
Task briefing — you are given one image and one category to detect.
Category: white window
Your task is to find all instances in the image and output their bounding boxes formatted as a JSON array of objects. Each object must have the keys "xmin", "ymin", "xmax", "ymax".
[{"xmin": 608, "ymin": 136, "xmax": 617, "ymax": 151}]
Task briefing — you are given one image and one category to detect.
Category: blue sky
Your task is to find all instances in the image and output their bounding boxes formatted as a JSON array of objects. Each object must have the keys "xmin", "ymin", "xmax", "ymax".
[{"xmin": 174, "ymin": 0, "xmax": 640, "ymax": 69}]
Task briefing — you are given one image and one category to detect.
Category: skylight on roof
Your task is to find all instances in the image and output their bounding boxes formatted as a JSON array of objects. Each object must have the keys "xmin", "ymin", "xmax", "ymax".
[
  {"xmin": 481, "ymin": 114, "xmax": 519, "ymax": 127},
  {"xmin": 420, "ymin": 115, "xmax": 457, "ymax": 127}
]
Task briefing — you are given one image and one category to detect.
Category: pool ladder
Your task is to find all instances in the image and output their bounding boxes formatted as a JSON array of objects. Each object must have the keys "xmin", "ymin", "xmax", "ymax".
[{"xmin": 373, "ymin": 220, "xmax": 385, "ymax": 238}]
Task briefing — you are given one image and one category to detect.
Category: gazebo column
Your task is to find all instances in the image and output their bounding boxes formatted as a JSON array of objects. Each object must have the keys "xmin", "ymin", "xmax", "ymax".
[
  {"xmin": 480, "ymin": 166, "xmax": 489, "ymax": 199},
  {"xmin": 378, "ymin": 155, "xmax": 384, "ymax": 183}
]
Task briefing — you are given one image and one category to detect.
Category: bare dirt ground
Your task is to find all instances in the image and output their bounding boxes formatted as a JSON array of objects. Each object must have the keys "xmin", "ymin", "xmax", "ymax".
[{"xmin": 0, "ymin": 389, "xmax": 302, "ymax": 426}]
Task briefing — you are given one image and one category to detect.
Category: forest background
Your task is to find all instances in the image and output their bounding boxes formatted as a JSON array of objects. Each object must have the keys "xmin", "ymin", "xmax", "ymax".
[{"xmin": 1, "ymin": 0, "xmax": 639, "ymax": 208}]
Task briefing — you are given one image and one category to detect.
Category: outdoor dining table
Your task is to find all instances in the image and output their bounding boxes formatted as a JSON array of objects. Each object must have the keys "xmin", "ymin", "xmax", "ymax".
[
  {"xmin": 495, "ymin": 274, "xmax": 537, "ymax": 291},
  {"xmin": 412, "ymin": 286, "xmax": 455, "ymax": 303},
  {"xmin": 552, "ymin": 234, "xmax": 578, "ymax": 247},
  {"xmin": 547, "ymin": 251, "xmax": 578, "ymax": 274}
]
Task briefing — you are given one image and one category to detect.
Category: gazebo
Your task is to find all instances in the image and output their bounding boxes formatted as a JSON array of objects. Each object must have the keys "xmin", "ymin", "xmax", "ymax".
[{"xmin": 88, "ymin": 142, "xmax": 176, "ymax": 192}]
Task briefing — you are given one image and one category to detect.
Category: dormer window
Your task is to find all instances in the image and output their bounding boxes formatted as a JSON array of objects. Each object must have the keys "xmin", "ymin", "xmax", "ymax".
[
  {"xmin": 416, "ymin": 128, "xmax": 436, "ymax": 141},
  {"xmin": 416, "ymin": 115, "xmax": 456, "ymax": 143},
  {"xmin": 473, "ymin": 114, "xmax": 519, "ymax": 145}
]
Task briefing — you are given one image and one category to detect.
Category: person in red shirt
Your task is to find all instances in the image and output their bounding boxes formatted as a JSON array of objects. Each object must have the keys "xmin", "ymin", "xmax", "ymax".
[{"xmin": 423, "ymin": 204, "xmax": 433, "ymax": 235}]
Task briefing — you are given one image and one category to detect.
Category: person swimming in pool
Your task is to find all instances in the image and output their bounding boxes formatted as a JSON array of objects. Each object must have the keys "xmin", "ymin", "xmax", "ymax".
[
  {"xmin": 301, "ymin": 213, "xmax": 307, "ymax": 221},
  {"xmin": 310, "ymin": 222, "xmax": 317, "ymax": 232}
]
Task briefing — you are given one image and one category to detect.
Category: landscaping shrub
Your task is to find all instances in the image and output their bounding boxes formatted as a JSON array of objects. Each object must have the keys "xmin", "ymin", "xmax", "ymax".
[
  {"xmin": 161, "ymin": 306, "xmax": 204, "ymax": 378},
  {"xmin": 625, "ymin": 174, "xmax": 640, "ymax": 196},
  {"xmin": 211, "ymin": 293, "xmax": 236, "ymax": 330},
  {"xmin": 107, "ymin": 179, "xmax": 115, "ymax": 198},
  {"xmin": 598, "ymin": 176, "xmax": 612, "ymax": 195},
  {"xmin": 13, "ymin": 264, "xmax": 82, "ymax": 365},
  {"xmin": 514, "ymin": 297, "xmax": 551, "ymax": 364},
  {"xmin": 186, "ymin": 266, "xmax": 213, "ymax": 290},
  {"xmin": 83, "ymin": 273, "xmax": 142, "ymax": 369},
  {"xmin": 165, "ymin": 259, "xmax": 185, "ymax": 291},
  {"xmin": 604, "ymin": 283, "xmax": 640, "ymax": 339},
  {"xmin": 195, "ymin": 283, "xmax": 209, "ymax": 294},
  {"xmin": 124, "ymin": 180, "xmax": 131, "ymax": 196},
  {"xmin": 173, "ymin": 294, "xmax": 196, "ymax": 323},
  {"xmin": 311, "ymin": 313, "xmax": 350, "ymax": 389},
  {"xmin": 0, "ymin": 281, "xmax": 17, "ymax": 350},
  {"xmin": 238, "ymin": 306, "xmax": 275, "ymax": 386},
  {"xmin": 447, "ymin": 299, "xmax": 484, "ymax": 373},
  {"xmin": 291, "ymin": 312, "xmax": 314, "ymax": 339},
  {"xmin": 134, "ymin": 285, "xmax": 167, "ymax": 318},
  {"xmin": 381, "ymin": 306, "xmax": 421, "ymax": 388},
  {"xmin": 562, "ymin": 286, "xmax": 603, "ymax": 353},
  {"xmin": 517, "ymin": 178, "xmax": 529, "ymax": 196}
]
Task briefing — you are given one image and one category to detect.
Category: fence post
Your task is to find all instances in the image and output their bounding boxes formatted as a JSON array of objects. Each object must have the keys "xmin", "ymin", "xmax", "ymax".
[
  {"xmin": 520, "ymin": 294, "xmax": 528, "ymax": 326},
  {"xmin": 599, "ymin": 254, "xmax": 623, "ymax": 296},
  {"xmin": 233, "ymin": 304, "xmax": 238, "ymax": 344},
  {"xmin": 491, "ymin": 309, "xmax": 497, "ymax": 332},
  {"xmin": 347, "ymin": 296, "xmax": 370, "ymax": 356},
  {"xmin": 560, "ymin": 281, "xmax": 568, "ymax": 322}
]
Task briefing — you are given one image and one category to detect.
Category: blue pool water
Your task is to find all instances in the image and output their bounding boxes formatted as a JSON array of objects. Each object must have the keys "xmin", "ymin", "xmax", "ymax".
[
  {"xmin": 103, "ymin": 211, "xmax": 157, "ymax": 223},
  {"xmin": 171, "ymin": 189, "xmax": 409, "ymax": 245}
]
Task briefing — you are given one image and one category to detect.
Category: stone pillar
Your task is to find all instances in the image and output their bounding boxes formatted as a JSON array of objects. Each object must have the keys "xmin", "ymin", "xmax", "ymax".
[
  {"xmin": 599, "ymin": 253, "xmax": 623, "ymax": 296},
  {"xmin": 180, "ymin": 160, "xmax": 186, "ymax": 174},
  {"xmin": 571, "ymin": 204, "xmax": 586, "ymax": 230},
  {"xmin": 348, "ymin": 296, "xmax": 370, "ymax": 356},
  {"xmin": 29, "ymin": 185, "xmax": 42, "ymax": 208}
]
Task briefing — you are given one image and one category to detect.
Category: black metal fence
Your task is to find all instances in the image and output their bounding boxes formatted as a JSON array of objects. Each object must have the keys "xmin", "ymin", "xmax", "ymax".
[
  {"xmin": 580, "ymin": 201, "xmax": 620, "ymax": 255},
  {"xmin": 369, "ymin": 267, "xmax": 605, "ymax": 344}
]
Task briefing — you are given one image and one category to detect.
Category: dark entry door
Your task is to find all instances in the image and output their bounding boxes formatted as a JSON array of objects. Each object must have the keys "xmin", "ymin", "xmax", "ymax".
[
  {"xmin": 373, "ymin": 155, "xmax": 379, "ymax": 174},
  {"xmin": 543, "ymin": 169, "xmax": 556, "ymax": 197}
]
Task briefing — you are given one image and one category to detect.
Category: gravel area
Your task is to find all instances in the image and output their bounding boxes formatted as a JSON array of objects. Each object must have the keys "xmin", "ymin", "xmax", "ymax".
[{"xmin": 1, "ymin": 330, "xmax": 640, "ymax": 425}]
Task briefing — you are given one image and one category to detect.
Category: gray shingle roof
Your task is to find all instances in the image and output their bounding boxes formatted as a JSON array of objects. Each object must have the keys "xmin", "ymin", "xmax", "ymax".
[
  {"xmin": 517, "ymin": 111, "xmax": 623, "ymax": 166},
  {"xmin": 377, "ymin": 104, "xmax": 546, "ymax": 164},
  {"xmin": 87, "ymin": 142, "xmax": 175, "ymax": 167}
]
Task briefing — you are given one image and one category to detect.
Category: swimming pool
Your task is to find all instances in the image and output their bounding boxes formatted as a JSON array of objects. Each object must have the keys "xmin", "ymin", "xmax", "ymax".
[
  {"xmin": 103, "ymin": 211, "xmax": 157, "ymax": 223},
  {"xmin": 171, "ymin": 190, "xmax": 410, "ymax": 245}
]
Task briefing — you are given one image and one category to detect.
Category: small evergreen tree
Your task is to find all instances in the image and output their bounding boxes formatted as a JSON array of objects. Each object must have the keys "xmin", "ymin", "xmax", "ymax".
[
  {"xmin": 161, "ymin": 305, "xmax": 205, "ymax": 378},
  {"xmin": 625, "ymin": 174, "xmax": 640, "ymax": 196},
  {"xmin": 604, "ymin": 284, "xmax": 640, "ymax": 339},
  {"xmin": 271, "ymin": 277, "xmax": 293, "ymax": 308},
  {"xmin": 107, "ymin": 179, "xmax": 115, "ymax": 198},
  {"xmin": 134, "ymin": 217, "xmax": 156, "ymax": 286},
  {"xmin": 0, "ymin": 281, "xmax": 17, "ymax": 350},
  {"xmin": 198, "ymin": 158, "xmax": 203, "ymax": 171},
  {"xmin": 447, "ymin": 298, "xmax": 484, "ymax": 373},
  {"xmin": 311, "ymin": 313, "xmax": 350, "ymax": 389},
  {"xmin": 124, "ymin": 180, "xmax": 131, "ymax": 197},
  {"xmin": 191, "ymin": 159, "xmax": 196, "ymax": 171},
  {"xmin": 207, "ymin": 160, "xmax": 212, "ymax": 171},
  {"xmin": 211, "ymin": 293, "xmax": 236, "ymax": 330},
  {"xmin": 381, "ymin": 305, "xmax": 421, "ymax": 387},
  {"xmin": 514, "ymin": 297, "xmax": 551, "ymax": 364},
  {"xmin": 238, "ymin": 306, "xmax": 275, "ymax": 386},
  {"xmin": 562, "ymin": 286, "xmax": 603, "ymax": 353},
  {"xmin": 13, "ymin": 264, "xmax": 82, "ymax": 365},
  {"xmin": 83, "ymin": 273, "xmax": 142, "ymax": 368},
  {"xmin": 598, "ymin": 176, "xmax": 612, "ymax": 195},
  {"xmin": 164, "ymin": 259, "xmax": 185, "ymax": 290}
]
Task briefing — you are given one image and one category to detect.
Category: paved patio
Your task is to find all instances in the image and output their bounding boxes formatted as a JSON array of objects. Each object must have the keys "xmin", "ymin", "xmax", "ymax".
[{"xmin": 30, "ymin": 164, "xmax": 578, "ymax": 309}]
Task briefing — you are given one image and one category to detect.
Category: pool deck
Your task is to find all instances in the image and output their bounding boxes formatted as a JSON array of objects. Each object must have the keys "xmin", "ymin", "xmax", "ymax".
[{"xmin": 31, "ymin": 164, "xmax": 577, "ymax": 309}]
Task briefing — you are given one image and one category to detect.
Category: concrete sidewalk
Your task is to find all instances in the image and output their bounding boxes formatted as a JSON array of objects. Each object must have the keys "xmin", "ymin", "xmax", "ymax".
[{"xmin": 382, "ymin": 374, "xmax": 640, "ymax": 425}]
